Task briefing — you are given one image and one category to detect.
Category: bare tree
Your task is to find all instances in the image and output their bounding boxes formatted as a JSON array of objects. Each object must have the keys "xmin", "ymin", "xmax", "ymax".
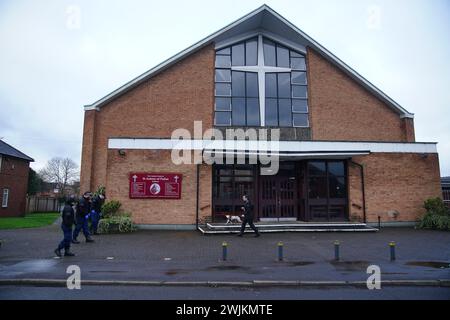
[{"xmin": 39, "ymin": 157, "xmax": 79, "ymax": 196}]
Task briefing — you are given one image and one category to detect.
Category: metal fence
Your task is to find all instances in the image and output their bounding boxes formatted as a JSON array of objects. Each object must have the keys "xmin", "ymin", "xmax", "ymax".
[
  {"xmin": 443, "ymin": 190, "xmax": 450, "ymax": 209},
  {"xmin": 26, "ymin": 196, "xmax": 61, "ymax": 213}
]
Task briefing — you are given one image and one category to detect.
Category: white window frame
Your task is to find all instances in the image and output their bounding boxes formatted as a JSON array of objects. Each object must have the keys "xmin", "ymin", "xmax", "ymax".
[{"xmin": 2, "ymin": 188, "xmax": 9, "ymax": 208}]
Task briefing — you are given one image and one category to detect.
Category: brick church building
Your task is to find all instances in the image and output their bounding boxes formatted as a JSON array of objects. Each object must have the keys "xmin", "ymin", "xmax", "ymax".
[{"xmin": 80, "ymin": 5, "xmax": 441, "ymax": 229}]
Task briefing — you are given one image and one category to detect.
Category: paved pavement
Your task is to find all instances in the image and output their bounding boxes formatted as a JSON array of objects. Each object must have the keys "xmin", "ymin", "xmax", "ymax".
[
  {"xmin": 1, "ymin": 285, "xmax": 449, "ymax": 300},
  {"xmin": 0, "ymin": 224, "xmax": 449, "ymax": 285}
]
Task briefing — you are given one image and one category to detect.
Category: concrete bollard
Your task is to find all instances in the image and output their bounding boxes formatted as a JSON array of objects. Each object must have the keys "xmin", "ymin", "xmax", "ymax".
[
  {"xmin": 222, "ymin": 241, "xmax": 228, "ymax": 261},
  {"xmin": 389, "ymin": 241, "xmax": 396, "ymax": 261},
  {"xmin": 334, "ymin": 240, "xmax": 340, "ymax": 261},
  {"xmin": 277, "ymin": 241, "xmax": 284, "ymax": 261}
]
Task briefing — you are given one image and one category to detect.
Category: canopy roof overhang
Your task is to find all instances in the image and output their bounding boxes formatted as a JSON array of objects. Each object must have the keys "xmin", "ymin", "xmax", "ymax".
[{"xmin": 203, "ymin": 150, "xmax": 370, "ymax": 160}]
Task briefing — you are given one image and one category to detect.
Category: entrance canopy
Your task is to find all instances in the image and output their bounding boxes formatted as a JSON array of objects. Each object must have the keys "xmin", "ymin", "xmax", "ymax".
[{"xmin": 203, "ymin": 149, "xmax": 370, "ymax": 160}]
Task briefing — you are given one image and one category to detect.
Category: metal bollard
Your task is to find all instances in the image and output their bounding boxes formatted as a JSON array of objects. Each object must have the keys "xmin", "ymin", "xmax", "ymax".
[
  {"xmin": 378, "ymin": 216, "xmax": 381, "ymax": 229},
  {"xmin": 277, "ymin": 241, "xmax": 284, "ymax": 261},
  {"xmin": 389, "ymin": 241, "xmax": 396, "ymax": 261},
  {"xmin": 222, "ymin": 241, "xmax": 228, "ymax": 261},
  {"xmin": 334, "ymin": 240, "xmax": 340, "ymax": 261}
]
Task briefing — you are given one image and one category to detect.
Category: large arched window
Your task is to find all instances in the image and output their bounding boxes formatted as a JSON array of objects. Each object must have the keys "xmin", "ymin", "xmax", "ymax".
[{"xmin": 214, "ymin": 35, "xmax": 309, "ymax": 128}]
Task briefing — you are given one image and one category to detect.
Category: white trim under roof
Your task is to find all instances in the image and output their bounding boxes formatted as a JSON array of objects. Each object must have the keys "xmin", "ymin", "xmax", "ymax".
[
  {"xmin": 84, "ymin": 5, "xmax": 414, "ymax": 118},
  {"xmin": 108, "ymin": 138, "xmax": 437, "ymax": 154}
]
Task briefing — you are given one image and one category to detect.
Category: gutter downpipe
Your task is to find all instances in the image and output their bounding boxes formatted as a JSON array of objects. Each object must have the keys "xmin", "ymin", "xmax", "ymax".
[
  {"xmin": 350, "ymin": 160, "xmax": 366, "ymax": 224},
  {"xmin": 196, "ymin": 163, "xmax": 200, "ymax": 232}
]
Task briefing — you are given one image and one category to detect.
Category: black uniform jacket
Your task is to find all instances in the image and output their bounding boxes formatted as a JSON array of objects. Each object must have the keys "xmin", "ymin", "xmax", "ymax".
[
  {"xmin": 242, "ymin": 202, "xmax": 255, "ymax": 221},
  {"xmin": 61, "ymin": 204, "xmax": 75, "ymax": 227}
]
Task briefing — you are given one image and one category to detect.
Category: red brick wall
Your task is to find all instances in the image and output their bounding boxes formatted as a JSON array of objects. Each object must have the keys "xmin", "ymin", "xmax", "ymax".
[
  {"xmin": 0, "ymin": 156, "xmax": 30, "ymax": 217},
  {"xmin": 307, "ymin": 48, "xmax": 412, "ymax": 142},
  {"xmin": 106, "ymin": 149, "xmax": 211, "ymax": 225},
  {"xmin": 80, "ymin": 110, "xmax": 96, "ymax": 192},
  {"xmin": 80, "ymin": 44, "xmax": 215, "ymax": 193},
  {"xmin": 348, "ymin": 153, "xmax": 441, "ymax": 223}
]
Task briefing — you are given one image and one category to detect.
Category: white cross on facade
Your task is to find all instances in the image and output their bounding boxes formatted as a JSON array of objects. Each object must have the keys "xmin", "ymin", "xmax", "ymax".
[{"xmin": 230, "ymin": 34, "xmax": 292, "ymax": 126}]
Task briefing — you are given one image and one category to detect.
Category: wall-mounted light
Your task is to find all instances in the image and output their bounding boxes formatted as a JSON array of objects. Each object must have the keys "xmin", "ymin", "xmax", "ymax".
[{"xmin": 118, "ymin": 149, "xmax": 126, "ymax": 156}]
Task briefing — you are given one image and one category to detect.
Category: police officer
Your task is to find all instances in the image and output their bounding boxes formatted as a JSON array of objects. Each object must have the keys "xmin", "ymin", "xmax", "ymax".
[
  {"xmin": 90, "ymin": 192, "xmax": 105, "ymax": 235},
  {"xmin": 54, "ymin": 196, "xmax": 76, "ymax": 257},
  {"xmin": 237, "ymin": 194, "xmax": 260, "ymax": 237},
  {"xmin": 72, "ymin": 191, "xmax": 94, "ymax": 244}
]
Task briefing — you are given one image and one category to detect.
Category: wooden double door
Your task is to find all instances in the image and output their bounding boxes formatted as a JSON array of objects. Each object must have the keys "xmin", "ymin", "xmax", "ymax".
[{"xmin": 259, "ymin": 163, "xmax": 300, "ymax": 220}]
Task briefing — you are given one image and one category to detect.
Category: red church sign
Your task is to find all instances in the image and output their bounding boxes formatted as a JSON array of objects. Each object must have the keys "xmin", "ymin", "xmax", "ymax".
[{"xmin": 129, "ymin": 173, "xmax": 182, "ymax": 199}]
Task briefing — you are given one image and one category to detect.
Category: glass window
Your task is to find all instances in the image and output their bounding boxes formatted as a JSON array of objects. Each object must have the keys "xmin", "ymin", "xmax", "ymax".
[
  {"xmin": 329, "ymin": 177, "xmax": 346, "ymax": 198},
  {"xmin": 215, "ymin": 83, "xmax": 231, "ymax": 96},
  {"xmin": 215, "ymin": 112, "xmax": 231, "ymax": 126},
  {"xmin": 2, "ymin": 188, "xmax": 9, "ymax": 208},
  {"xmin": 215, "ymin": 97, "xmax": 231, "ymax": 111},
  {"xmin": 278, "ymin": 98, "xmax": 292, "ymax": 126},
  {"xmin": 246, "ymin": 98, "xmax": 260, "ymax": 126},
  {"xmin": 265, "ymin": 73, "xmax": 277, "ymax": 98},
  {"xmin": 215, "ymin": 55, "xmax": 231, "ymax": 68},
  {"xmin": 291, "ymin": 57, "xmax": 306, "ymax": 70},
  {"xmin": 215, "ymin": 69, "xmax": 231, "ymax": 82},
  {"xmin": 291, "ymin": 71, "xmax": 307, "ymax": 84},
  {"xmin": 263, "ymin": 39, "xmax": 276, "ymax": 66},
  {"xmin": 276, "ymin": 45, "xmax": 290, "ymax": 68},
  {"xmin": 328, "ymin": 161, "xmax": 345, "ymax": 177},
  {"xmin": 216, "ymin": 47, "xmax": 230, "ymax": 55},
  {"xmin": 308, "ymin": 161, "xmax": 326, "ymax": 176},
  {"xmin": 231, "ymin": 71, "xmax": 245, "ymax": 97},
  {"xmin": 309, "ymin": 177, "xmax": 328, "ymax": 198},
  {"xmin": 292, "ymin": 99, "xmax": 308, "ymax": 113},
  {"xmin": 290, "ymin": 50, "xmax": 302, "ymax": 58},
  {"xmin": 265, "ymin": 98, "xmax": 278, "ymax": 126},
  {"xmin": 245, "ymin": 39, "xmax": 258, "ymax": 66},
  {"xmin": 246, "ymin": 73, "xmax": 258, "ymax": 97},
  {"xmin": 293, "ymin": 113, "xmax": 308, "ymax": 127},
  {"xmin": 292, "ymin": 85, "xmax": 307, "ymax": 98},
  {"xmin": 232, "ymin": 97, "xmax": 246, "ymax": 126},
  {"xmin": 232, "ymin": 43, "xmax": 245, "ymax": 66},
  {"xmin": 215, "ymin": 37, "xmax": 309, "ymax": 128},
  {"xmin": 277, "ymin": 73, "xmax": 291, "ymax": 98}
]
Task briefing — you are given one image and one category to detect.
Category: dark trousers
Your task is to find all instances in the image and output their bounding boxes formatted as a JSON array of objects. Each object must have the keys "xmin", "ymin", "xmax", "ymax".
[
  {"xmin": 73, "ymin": 217, "xmax": 90, "ymax": 240},
  {"xmin": 239, "ymin": 218, "xmax": 259, "ymax": 235},
  {"xmin": 90, "ymin": 210, "xmax": 100, "ymax": 233},
  {"xmin": 58, "ymin": 224, "xmax": 73, "ymax": 250}
]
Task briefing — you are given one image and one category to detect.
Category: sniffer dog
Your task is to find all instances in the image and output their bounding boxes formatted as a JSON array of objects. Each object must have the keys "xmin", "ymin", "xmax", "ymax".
[{"xmin": 225, "ymin": 215, "xmax": 242, "ymax": 224}]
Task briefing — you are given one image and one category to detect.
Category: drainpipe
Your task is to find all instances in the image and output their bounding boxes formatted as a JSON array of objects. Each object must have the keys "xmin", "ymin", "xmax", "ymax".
[
  {"xmin": 350, "ymin": 161, "xmax": 367, "ymax": 224},
  {"xmin": 196, "ymin": 163, "xmax": 200, "ymax": 232}
]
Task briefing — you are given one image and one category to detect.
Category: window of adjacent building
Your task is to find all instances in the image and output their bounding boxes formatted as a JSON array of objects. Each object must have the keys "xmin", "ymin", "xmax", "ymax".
[
  {"xmin": 2, "ymin": 188, "xmax": 9, "ymax": 208},
  {"xmin": 214, "ymin": 36, "xmax": 309, "ymax": 127}
]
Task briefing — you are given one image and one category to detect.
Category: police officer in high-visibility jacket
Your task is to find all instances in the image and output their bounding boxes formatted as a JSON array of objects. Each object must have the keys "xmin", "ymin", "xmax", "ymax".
[
  {"xmin": 54, "ymin": 196, "xmax": 76, "ymax": 257},
  {"xmin": 72, "ymin": 191, "xmax": 94, "ymax": 244}
]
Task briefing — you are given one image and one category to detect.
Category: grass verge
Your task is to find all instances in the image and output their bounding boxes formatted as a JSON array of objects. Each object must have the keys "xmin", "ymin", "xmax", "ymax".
[{"xmin": 0, "ymin": 213, "xmax": 60, "ymax": 230}]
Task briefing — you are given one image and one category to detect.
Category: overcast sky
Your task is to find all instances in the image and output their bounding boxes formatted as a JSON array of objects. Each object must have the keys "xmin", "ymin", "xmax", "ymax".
[{"xmin": 0, "ymin": 0, "xmax": 449, "ymax": 176}]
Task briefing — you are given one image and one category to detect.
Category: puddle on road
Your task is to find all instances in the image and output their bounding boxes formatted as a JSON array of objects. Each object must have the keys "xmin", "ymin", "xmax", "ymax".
[
  {"xmin": 0, "ymin": 259, "xmax": 58, "ymax": 276},
  {"xmin": 330, "ymin": 260, "xmax": 370, "ymax": 271},
  {"xmin": 285, "ymin": 261, "xmax": 315, "ymax": 267},
  {"xmin": 206, "ymin": 265, "xmax": 250, "ymax": 271},
  {"xmin": 405, "ymin": 261, "xmax": 450, "ymax": 269}
]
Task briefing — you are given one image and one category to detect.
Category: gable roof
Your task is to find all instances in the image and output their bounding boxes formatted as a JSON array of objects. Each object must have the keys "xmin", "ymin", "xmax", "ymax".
[
  {"xmin": 84, "ymin": 4, "xmax": 414, "ymax": 119},
  {"xmin": 0, "ymin": 140, "xmax": 34, "ymax": 162}
]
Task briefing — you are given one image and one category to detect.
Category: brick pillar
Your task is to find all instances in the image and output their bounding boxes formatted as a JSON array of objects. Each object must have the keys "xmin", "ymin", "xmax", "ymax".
[
  {"xmin": 80, "ymin": 109, "xmax": 97, "ymax": 193},
  {"xmin": 402, "ymin": 117, "xmax": 415, "ymax": 142}
]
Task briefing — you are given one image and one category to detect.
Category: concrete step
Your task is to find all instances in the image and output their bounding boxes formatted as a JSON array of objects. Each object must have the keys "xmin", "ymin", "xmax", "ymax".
[{"xmin": 199, "ymin": 222, "xmax": 378, "ymax": 234}]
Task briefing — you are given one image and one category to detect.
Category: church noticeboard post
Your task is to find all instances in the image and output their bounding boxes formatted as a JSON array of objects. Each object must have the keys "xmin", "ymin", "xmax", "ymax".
[{"xmin": 129, "ymin": 173, "xmax": 182, "ymax": 199}]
